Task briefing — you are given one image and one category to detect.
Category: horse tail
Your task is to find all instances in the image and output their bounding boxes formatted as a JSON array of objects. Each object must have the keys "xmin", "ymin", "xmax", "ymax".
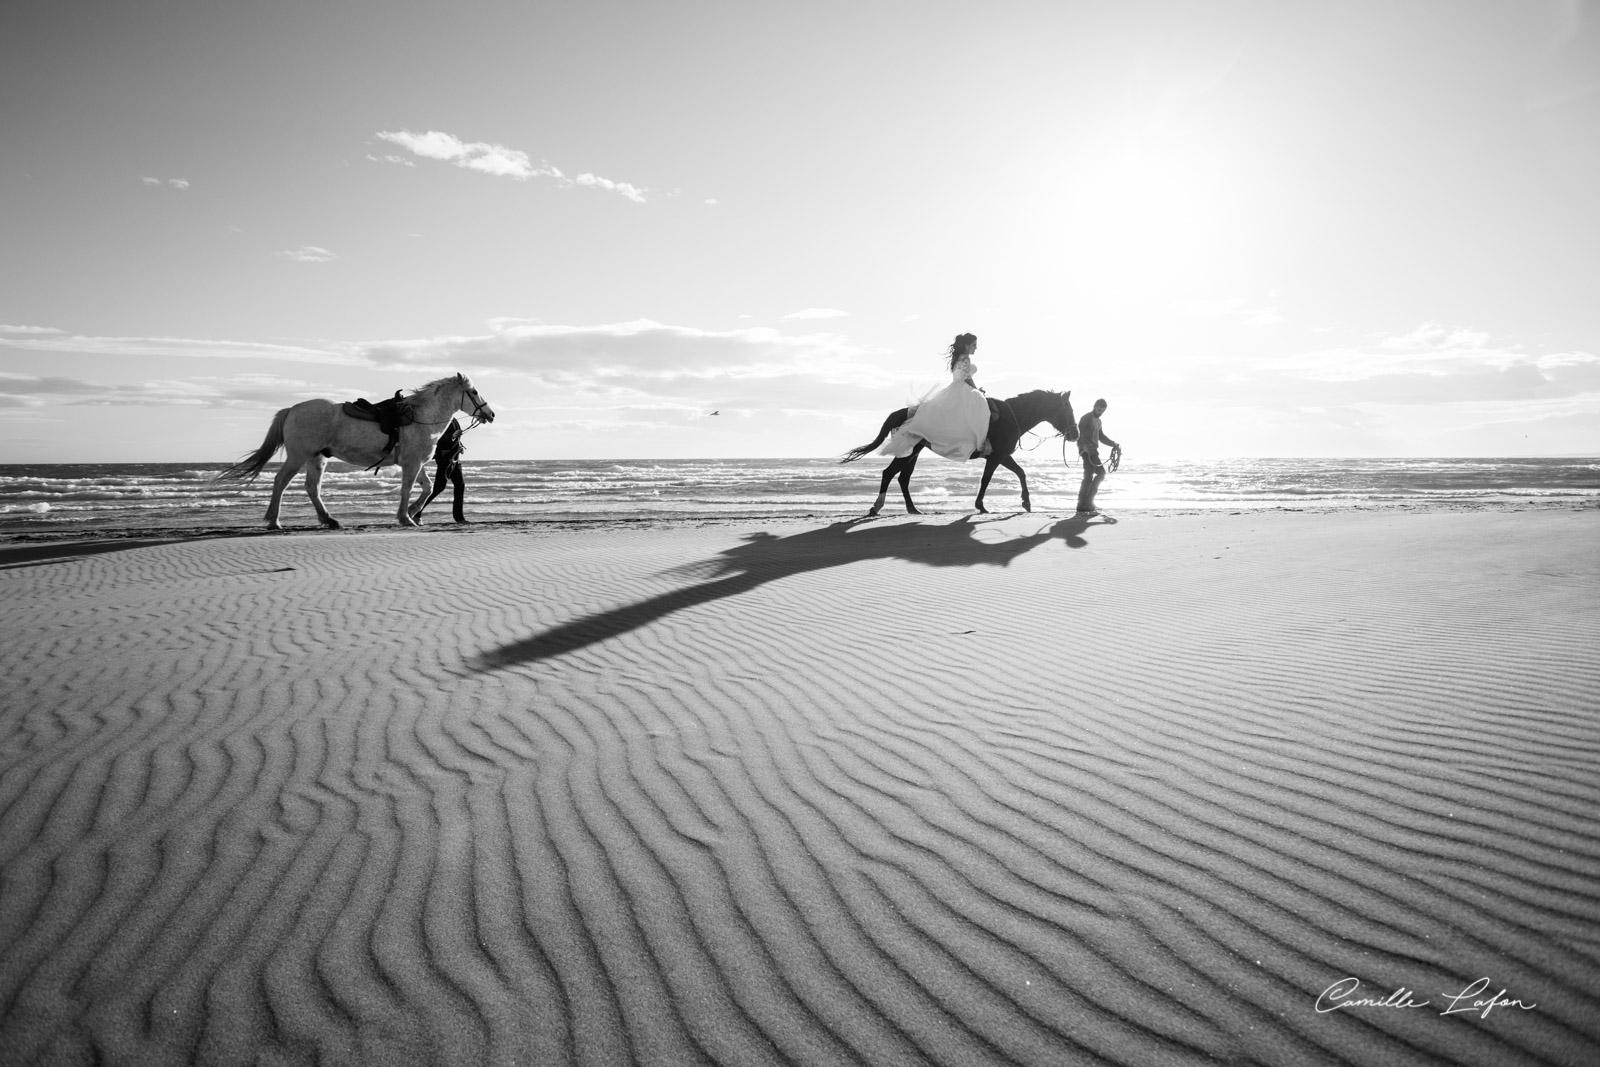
[
  {"xmin": 840, "ymin": 408, "xmax": 910, "ymax": 464},
  {"xmin": 216, "ymin": 407, "xmax": 290, "ymax": 483}
]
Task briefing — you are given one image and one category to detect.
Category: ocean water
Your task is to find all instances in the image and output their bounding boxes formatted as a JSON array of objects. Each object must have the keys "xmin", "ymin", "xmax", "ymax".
[{"xmin": 0, "ymin": 456, "xmax": 1595, "ymax": 535}]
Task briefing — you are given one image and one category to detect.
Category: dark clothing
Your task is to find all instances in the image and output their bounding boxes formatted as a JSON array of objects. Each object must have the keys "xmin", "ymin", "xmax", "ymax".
[
  {"xmin": 417, "ymin": 419, "xmax": 466, "ymax": 523},
  {"xmin": 1077, "ymin": 411, "xmax": 1104, "ymax": 452},
  {"xmin": 432, "ymin": 419, "xmax": 463, "ymax": 463},
  {"xmin": 1075, "ymin": 408, "xmax": 1115, "ymax": 513},
  {"xmin": 1076, "ymin": 447, "xmax": 1105, "ymax": 513}
]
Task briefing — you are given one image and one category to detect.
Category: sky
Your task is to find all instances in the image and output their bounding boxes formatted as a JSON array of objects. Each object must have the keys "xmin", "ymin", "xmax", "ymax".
[{"xmin": 2, "ymin": 0, "xmax": 1597, "ymax": 462}]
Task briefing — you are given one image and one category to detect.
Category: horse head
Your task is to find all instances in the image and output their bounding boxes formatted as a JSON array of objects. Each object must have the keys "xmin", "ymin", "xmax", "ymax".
[
  {"xmin": 456, "ymin": 373, "xmax": 496, "ymax": 423},
  {"xmin": 1053, "ymin": 390, "xmax": 1078, "ymax": 441}
]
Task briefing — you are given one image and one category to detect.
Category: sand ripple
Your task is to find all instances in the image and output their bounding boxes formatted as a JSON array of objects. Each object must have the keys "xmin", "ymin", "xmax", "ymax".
[{"xmin": 2, "ymin": 511, "xmax": 1597, "ymax": 1065}]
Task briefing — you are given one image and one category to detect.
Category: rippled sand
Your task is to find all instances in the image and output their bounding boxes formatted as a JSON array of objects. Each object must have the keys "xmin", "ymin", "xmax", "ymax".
[{"xmin": 2, "ymin": 509, "xmax": 1596, "ymax": 1065}]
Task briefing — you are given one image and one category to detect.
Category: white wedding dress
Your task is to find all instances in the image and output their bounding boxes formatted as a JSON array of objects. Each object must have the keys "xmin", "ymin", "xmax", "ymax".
[{"xmin": 880, "ymin": 356, "xmax": 991, "ymax": 461}]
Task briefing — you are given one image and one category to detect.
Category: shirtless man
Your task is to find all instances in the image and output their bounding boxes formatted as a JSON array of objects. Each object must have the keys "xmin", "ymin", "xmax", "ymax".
[{"xmin": 1075, "ymin": 398, "xmax": 1120, "ymax": 516}]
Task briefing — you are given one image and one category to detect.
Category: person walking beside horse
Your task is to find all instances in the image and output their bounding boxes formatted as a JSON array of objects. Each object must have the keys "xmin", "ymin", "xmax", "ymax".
[
  {"xmin": 217, "ymin": 373, "xmax": 493, "ymax": 530},
  {"xmin": 1075, "ymin": 398, "xmax": 1121, "ymax": 516},
  {"xmin": 415, "ymin": 417, "xmax": 469, "ymax": 524}
]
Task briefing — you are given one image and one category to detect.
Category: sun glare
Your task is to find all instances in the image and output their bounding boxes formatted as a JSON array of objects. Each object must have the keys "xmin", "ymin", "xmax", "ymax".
[{"xmin": 1064, "ymin": 128, "xmax": 1238, "ymax": 306}]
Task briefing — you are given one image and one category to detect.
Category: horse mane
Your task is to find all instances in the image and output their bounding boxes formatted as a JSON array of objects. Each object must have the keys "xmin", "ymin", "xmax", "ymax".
[
  {"xmin": 1002, "ymin": 388, "xmax": 1067, "ymax": 417},
  {"xmin": 410, "ymin": 374, "xmax": 466, "ymax": 399}
]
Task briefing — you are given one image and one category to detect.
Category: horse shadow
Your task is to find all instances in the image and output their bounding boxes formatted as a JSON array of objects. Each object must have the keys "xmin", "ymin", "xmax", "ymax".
[{"xmin": 472, "ymin": 512, "xmax": 1110, "ymax": 670}]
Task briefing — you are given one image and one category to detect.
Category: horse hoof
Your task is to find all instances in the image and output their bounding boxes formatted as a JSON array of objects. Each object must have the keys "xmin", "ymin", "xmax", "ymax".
[
  {"xmin": 975, "ymin": 505, "xmax": 988, "ymax": 514},
  {"xmin": 323, "ymin": 519, "xmax": 342, "ymax": 530}
]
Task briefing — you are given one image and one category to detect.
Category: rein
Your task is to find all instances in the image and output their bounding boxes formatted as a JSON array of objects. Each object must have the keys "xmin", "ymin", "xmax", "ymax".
[
  {"xmin": 1017, "ymin": 430, "xmax": 1053, "ymax": 452},
  {"xmin": 1013, "ymin": 395, "xmax": 1072, "ymax": 456}
]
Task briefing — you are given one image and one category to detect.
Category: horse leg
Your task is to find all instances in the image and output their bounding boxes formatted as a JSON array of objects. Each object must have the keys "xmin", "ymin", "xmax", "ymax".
[
  {"xmin": 264, "ymin": 456, "xmax": 306, "ymax": 530},
  {"xmin": 395, "ymin": 456, "xmax": 423, "ymax": 526},
  {"xmin": 413, "ymin": 458, "xmax": 449, "ymax": 523},
  {"xmin": 998, "ymin": 454, "xmax": 1030, "ymax": 512},
  {"xmin": 303, "ymin": 453, "xmax": 342, "ymax": 529},
  {"xmin": 406, "ymin": 465, "xmax": 434, "ymax": 522},
  {"xmin": 974, "ymin": 457, "xmax": 1001, "ymax": 513},
  {"xmin": 869, "ymin": 457, "xmax": 902, "ymax": 516},
  {"xmin": 899, "ymin": 444, "xmax": 925, "ymax": 514}
]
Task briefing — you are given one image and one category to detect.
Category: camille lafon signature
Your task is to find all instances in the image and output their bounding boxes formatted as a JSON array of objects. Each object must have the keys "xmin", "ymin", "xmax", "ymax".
[{"xmin": 1316, "ymin": 977, "xmax": 1536, "ymax": 1019}]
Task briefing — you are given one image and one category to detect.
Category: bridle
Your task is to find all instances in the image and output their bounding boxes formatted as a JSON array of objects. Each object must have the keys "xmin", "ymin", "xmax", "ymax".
[
  {"xmin": 459, "ymin": 384, "xmax": 491, "ymax": 430},
  {"xmin": 407, "ymin": 378, "xmax": 492, "ymax": 433}
]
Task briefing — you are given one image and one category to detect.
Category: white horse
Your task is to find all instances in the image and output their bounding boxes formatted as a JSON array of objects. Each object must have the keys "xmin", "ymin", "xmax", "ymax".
[{"xmin": 217, "ymin": 373, "xmax": 494, "ymax": 530}]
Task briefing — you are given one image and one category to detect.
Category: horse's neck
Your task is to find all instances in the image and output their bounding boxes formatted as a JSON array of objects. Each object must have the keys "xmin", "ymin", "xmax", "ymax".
[
  {"xmin": 1008, "ymin": 393, "xmax": 1053, "ymax": 432},
  {"xmin": 409, "ymin": 385, "xmax": 459, "ymax": 424}
]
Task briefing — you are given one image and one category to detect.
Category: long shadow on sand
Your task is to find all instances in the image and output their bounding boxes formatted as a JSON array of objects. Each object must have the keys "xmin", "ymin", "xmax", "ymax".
[
  {"xmin": 474, "ymin": 512, "xmax": 1110, "ymax": 669},
  {"xmin": 0, "ymin": 531, "xmax": 270, "ymax": 570}
]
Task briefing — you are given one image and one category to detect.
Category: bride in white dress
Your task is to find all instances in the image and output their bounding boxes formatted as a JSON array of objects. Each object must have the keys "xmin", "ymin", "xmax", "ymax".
[{"xmin": 881, "ymin": 332, "xmax": 991, "ymax": 461}]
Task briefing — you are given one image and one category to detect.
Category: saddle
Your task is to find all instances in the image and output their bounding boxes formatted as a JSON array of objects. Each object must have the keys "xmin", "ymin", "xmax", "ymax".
[
  {"xmin": 341, "ymin": 391, "xmax": 415, "ymax": 470},
  {"xmin": 969, "ymin": 398, "xmax": 1018, "ymax": 460}
]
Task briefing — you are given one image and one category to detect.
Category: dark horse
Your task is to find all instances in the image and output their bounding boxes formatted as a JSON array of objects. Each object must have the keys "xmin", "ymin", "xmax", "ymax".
[{"xmin": 841, "ymin": 389, "xmax": 1077, "ymax": 515}]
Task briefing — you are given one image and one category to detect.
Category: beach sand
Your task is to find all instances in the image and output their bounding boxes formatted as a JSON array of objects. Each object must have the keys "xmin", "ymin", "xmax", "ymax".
[{"xmin": 1, "ymin": 507, "xmax": 1596, "ymax": 1065}]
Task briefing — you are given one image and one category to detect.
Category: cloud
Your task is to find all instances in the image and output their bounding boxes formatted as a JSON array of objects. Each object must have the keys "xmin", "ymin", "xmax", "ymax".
[
  {"xmin": 2, "ymin": 317, "xmax": 893, "ymax": 394},
  {"xmin": 366, "ymin": 153, "xmax": 417, "ymax": 167},
  {"xmin": 375, "ymin": 129, "xmax": 648, "ymax": 202},
  {"xmin": 276, "ymin": 245, "xmax": 338, "ymax": 263},
  {"xmin": 354, "ymin": 318, "xmax": 884, "ymax": 379},
  {"xmin": 573, "ymin": 172, "xmax": 645, "ymax": 203},
  {"xmin": 1236, "ymin": 362, "xmax": 1598, "ymax": 407},
  {"xmin": 169, "ymin": 179, "xmax": 190, "ymax": 190},
  {"xmin": 704, "ymin": 198, "xmax": 719, "ymax": 205},
  {"xmin": 376, "ymin": 129, "xmax": 553, "ymax": 180},
  {"xmin": 782, "ymin": 308, "xmax": 850, "ymax": 320},
  {"xmin": 343, "ymin": 318, "xmax": 906, "ymax": 419},
  {"xmin": 1119, "ymin": 323, "xmax": 1600, "ymax": 411},
  {"xmin": 1273, "ymin": 323, "xmax": 1539, "ymax": 381},
  {"xmin": 1379, "ymin": 322, "xmax": 1490, "ymax": 352},
  {"xmin": 0, "ymin": 372, "xmax": 337, "ymax": 409},
  {"xmin": 0, "ymin": 373, "xmax": 107, "ymax": 396},
  {"xmin": 0, "ymin": 330, "xmax": 359, "ymax": 365},
  {"xmin": 140, "ymin": 176, "xmax": 161, "ymax": 186},
  {"xmin": 0, "ymin": 318, "xmax": 910, "ymax": 429}
]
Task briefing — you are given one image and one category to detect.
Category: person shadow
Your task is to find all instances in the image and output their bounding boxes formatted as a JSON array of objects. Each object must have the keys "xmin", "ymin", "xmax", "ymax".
[{"xmin": 473, "ymin": 512, "xmax": 1111, "ymax": 670}]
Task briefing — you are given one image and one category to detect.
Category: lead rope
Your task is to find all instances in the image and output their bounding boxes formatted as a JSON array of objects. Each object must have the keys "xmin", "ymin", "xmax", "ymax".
[{"xmin": 1018, "ymin": 429, "xmax": 1052, "ymax": 452}]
